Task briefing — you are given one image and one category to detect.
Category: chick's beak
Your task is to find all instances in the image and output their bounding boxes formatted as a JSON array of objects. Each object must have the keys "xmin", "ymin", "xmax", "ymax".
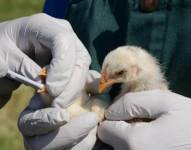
[{"xmin": 98, "ymin": 73, "xmax": 117, "ymax": 93}]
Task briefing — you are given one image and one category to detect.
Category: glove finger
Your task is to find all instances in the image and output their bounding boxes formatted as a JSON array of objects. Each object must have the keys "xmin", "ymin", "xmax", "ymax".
[
  {"xmin": 18, "ymin": 107, "xmax": 69, "ymax": 136},
  {"xmin": 51, "ymin": 51, "xmax": 89, "ymax": 108},
  {"xmin": 34, "ymin": 14, "xmax": 91, "ymax": 98},
  {"xmin": 98, "ymin": 121, "xmax": 132, "ymax": 150},
  {"xmin": 51, "ymin": 34, "xmax": 91, "ymax": 106},
  {"xmin": 45, "ymin": 32, "xmax": 77, "ymax": 97},
  {"xmin": 50, "ymin": 36, "xmax": 91, "ymax": 108},
  {"xmin": 85, "ymin": 70, "xmax": 101, "ymax": 94},
  {"xmin": 106, "ymin": 90, "xmax": 170, "ymax": 121},
  {"xmin": 18, "ymin": 93, "xmax": 69, "ymax": 137},
  {"xmin": 24, "ymin": 112, "xmax": 98, "ymax": 150},
  {"xmin": 71, "ymin": 127, "xmax": 97, "ymax": 150},
  {"xmin": 6, "ymin": 44, "xmax": 41, "ymax": 82}
]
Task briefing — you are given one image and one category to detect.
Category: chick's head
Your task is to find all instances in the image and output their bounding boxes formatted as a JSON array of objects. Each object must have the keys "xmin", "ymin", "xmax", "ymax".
[{"xmin": 98, "ymin": 46, "xmax": 157, "ymax": 93}]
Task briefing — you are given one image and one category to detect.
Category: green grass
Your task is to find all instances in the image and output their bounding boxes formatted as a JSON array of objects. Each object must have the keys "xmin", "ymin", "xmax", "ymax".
[
  {"xmin": 0, "ymin": 0, "xmax": 45, "ymax": 21},
  {"xmin": 0, "ymin": 86, "xmax": 34, "ymax": 150},
  {"xmin": 0, "ymin": 0, "xmax": 45, "ymax": 149}
]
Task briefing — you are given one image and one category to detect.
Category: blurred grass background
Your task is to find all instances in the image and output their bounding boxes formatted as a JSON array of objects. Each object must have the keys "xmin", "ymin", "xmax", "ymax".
[
  {"xmin": 0, "ymin": 0, "xmax": 45, "ymax": 149},
  {"xmin": 0, "ymin": 0, "xmax": 45, "ymax": 21}
]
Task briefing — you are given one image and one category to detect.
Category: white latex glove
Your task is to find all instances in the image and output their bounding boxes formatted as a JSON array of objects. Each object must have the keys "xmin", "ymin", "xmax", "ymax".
[
  {"xmin": 18, "ymin": 93, "xmax": 98, "ymax": 150},
  {"xmin": 98, "ymin": 90, "xmax": 191, "ymax": 150},
  {"xmin": 0, "ymin": 13, "xmax": 91, "ymax": 108}
]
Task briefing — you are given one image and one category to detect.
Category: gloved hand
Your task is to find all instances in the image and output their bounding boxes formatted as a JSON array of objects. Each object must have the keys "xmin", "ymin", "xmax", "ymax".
[
  {"xmin": 18, "ymin": 93, "xmax": 98, "ymax": 150},
  {"xmin": 98, "ymin": 90, "xmax": 191, "ymax": 150},
  {"xmin": 18, "ymin": 71, "xmax": 101, "ymax": 150},
  {"xmin": 0, "ymin": 13, "xmax": 90, "ymax": 108}
]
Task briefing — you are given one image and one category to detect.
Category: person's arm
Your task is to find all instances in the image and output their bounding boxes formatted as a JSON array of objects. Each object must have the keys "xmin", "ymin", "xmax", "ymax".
[{"xmin": 98, "ymin": 90, "xmax": 191, "ymax": 150}]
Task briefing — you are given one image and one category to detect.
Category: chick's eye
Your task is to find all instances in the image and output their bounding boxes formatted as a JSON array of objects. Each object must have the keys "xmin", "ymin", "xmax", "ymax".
[{"xmin": 115, "ymin": 70, "xmax": 126, "ymax": 76}]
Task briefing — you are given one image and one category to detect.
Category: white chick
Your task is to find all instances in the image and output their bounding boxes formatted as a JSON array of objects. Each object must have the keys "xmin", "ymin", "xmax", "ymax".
[
  {"xmin": 39, "ymin": 45, "xmax": 168, "ymax": 122},
  {"xmin": 98, "ymin": 46, "xmax": 169, "ymax": 123}
]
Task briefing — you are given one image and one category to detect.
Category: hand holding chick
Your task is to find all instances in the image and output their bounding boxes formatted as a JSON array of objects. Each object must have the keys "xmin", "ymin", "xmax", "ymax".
[{"xmin": 98, "ymin": 90, "xmax": 191, "ymax": 150}]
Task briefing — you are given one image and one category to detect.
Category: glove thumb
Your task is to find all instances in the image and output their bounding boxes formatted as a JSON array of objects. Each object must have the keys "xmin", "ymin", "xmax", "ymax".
[
  {"xmin": 105, "ymin": 90, "xmax": 169, "ymax": 121},
  {"xmin": 4, "ymin": 43, "xmax": 42, "ymax": 82},
  {"xmin": 85, "ymin": 70, "xmax": 101, "ymax": 94}
]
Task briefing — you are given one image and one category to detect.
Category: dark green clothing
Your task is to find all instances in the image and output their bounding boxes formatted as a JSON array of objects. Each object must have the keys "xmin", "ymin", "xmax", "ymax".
[{"xmin": 66, "ymin": 0, "xmax": 191, "ymax": 98}]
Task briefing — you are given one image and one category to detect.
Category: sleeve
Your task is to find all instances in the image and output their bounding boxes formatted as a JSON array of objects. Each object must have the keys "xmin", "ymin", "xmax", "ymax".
[{"xmin": 43, "ymin": 0, "xmax": 69, "ymax": 19}]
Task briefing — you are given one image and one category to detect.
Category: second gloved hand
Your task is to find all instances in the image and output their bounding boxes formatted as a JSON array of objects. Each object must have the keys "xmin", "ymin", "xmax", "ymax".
[{"xmin": 98, "ymin": 90, "xmax": 191, "ymax": 150}]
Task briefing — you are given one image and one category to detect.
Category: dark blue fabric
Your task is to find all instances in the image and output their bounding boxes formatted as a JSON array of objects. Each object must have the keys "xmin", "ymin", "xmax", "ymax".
[{"xmin": 43, "ymin": 0, "xmax": 69, "ymax": 18}]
